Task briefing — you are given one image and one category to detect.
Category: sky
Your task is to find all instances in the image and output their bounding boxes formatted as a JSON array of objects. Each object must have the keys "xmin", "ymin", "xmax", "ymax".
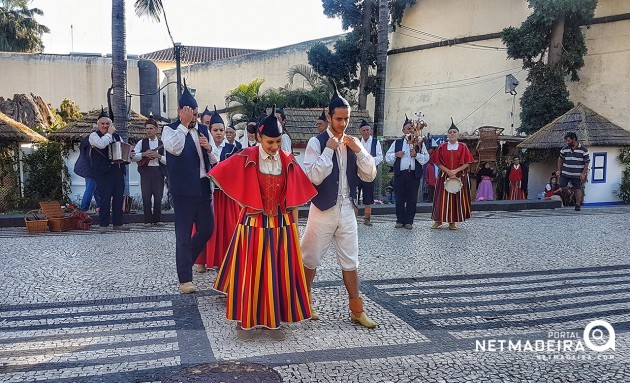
[{"xmin": 31, "ymin": 0, "xmax": 346, "ymax": 55}]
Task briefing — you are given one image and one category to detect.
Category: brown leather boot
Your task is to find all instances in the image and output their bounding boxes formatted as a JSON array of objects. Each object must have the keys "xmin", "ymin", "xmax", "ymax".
[{"xmin": 349, "ymin": 297, "xmax": 378, "ymax": 328}]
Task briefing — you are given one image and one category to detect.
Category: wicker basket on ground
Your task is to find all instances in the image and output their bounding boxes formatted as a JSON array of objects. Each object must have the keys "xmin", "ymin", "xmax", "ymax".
[
  {"xmin": 39, "ymin": 201, "xmax": 72, "ymax": 232},
  {"xmin": 24, "ymin": 210, "xmax": 48, "ymax": 233}
]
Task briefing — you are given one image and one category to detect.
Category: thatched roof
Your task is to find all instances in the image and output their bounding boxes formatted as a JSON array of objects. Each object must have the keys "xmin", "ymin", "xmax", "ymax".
[
  {"xmin": 48, "ymin": 108, "xmax": 151, "ymax": 144},
  {"xmin": 518, "ymin": 103, "xmax": 630, "ymax": 149},
  {"xmin": 0, "ymin": 111, "xmax": 47, "ymax": 143},
  {"xmin": 273, "ymin": 108, "xmax": 373, "ymax": 146}
]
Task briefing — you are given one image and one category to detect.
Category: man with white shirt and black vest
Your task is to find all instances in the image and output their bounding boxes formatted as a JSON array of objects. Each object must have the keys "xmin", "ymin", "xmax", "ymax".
[
  {"xmin": 385, "ymin": 115, "xmax": 430, "ymax": 229},
  {"xmin": 162, "ymin": 84, "xmax": 218, "ymax": 294},
  {"xmin": 131, "ymin": 116, "xmax": 166, "ymax": 226},
  {"xmin": 89, "ymin": 107, "xmax": 130, "ymax": 234},
  {"xmin": 357, "ymin": 119, "xmax": 383, "ymax": 226},
  {"xmin": 301, "ymin": 84, "xmax": 378, "ymax": 329}
]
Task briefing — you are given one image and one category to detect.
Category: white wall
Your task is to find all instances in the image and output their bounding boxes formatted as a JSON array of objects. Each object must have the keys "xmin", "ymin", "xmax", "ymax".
[
  {"xmin": 0, "ymin": 53, "xmax": 143, "ymax": 113},
  {"xmin": 386, "ymin": 0, "xmax": 630, "ymax": 137},
  {"xmin": 584, "ymin": 147, "xmax": 624, "ymax": 205}
]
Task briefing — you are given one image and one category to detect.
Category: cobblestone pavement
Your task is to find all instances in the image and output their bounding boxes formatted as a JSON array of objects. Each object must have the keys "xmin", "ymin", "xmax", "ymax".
[{"xmin": 1, "ymin": 206, "xmax": 629, "ymax": 382}]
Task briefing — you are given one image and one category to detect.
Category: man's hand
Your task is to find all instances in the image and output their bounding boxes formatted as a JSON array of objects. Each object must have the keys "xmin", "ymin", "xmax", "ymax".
[
  {"xmin": 179, "ymin": 106, "xmax": 195, "ymax": 127},
  {"xmin": 208, "ymin": 151, "xmax": 218, "ymax": 165},
  {"xmin": 326, "ymin": 137, "xmax": 339, "ymax": 151},
  {"xmin": 343, "ymin": 135, "xmax": 361, "ymax": 153},
  {"xmin": 107, "ymin": 124, "xmax": 116, "ymax": 135},
  {"xmin": 555, "ymin": 170, "xmax": 561, "ymax": 177},
  {"xmin": 447, "ymin": 169, "xmax": 457, "ymax": 178},
  {"xmin": 580, "ymin": 172, "xmax": 587, "ymax": 182},
  {"xmin": 198, "ymin": 134, "xmax": 211, "ymax": 151},
  {"xmin": 410, "ymin": 148, "xmax": 417, "ymax": 158},
  {"xmin": 395, "ymin": 151, "xmax": 405, "ymax": 158}
]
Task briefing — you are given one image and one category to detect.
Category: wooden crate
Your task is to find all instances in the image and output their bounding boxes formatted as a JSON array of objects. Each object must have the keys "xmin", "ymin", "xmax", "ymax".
[{"xmin": 39, "ymin": 201, "xmax": 72, "ymax": 232}]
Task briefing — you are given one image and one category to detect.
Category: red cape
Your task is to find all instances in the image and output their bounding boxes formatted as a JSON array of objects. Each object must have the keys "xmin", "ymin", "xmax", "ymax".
[{"xmin": 208, "ymin": 146, "xmax": 317, "ymax": 212}]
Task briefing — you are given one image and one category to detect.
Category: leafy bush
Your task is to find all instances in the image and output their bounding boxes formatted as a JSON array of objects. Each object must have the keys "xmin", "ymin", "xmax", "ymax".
[
  {"xmin": 22, "ymin": 142, "xmax": 71, "ymax": 207},
  {"xmin": 615, "ymin": 148, "xmax": 630, "ymax": 204}
]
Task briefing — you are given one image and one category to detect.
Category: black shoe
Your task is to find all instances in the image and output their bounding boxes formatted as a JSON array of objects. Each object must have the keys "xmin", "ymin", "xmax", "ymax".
[{"xmin": 575, "ymin": 205, "xmax": 581, "ymax": 211}]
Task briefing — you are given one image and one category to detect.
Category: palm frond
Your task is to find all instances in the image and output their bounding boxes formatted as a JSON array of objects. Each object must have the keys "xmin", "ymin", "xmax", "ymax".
[{"xmin": 134, "ymin": 0, "xmax": 163, "ymax": 21}]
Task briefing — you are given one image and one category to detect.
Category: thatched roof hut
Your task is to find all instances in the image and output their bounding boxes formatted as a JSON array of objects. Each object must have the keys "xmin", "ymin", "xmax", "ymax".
[
  {"xmin": 48, "ymin": 108, "xmax": 151, "ymax": 144},
  {"xmin": 272, "ymin": 108, "xmax": 373, "ymax": 146},
  {"xmin": 518, "ymin": 103, "xmax": 630, "ymax": 149},
  {"xmin": 0, "ymin": 111, "xmax": 47, "ymax": 143}
]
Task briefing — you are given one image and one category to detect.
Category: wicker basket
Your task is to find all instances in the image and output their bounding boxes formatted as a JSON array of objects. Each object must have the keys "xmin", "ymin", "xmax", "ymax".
[
  {"xmin": 25, "ymin": 210, "xmax": 48, "ymax": 233},
  {"xmin": 39, "ymin": 201, "xmax": 72, "ymax": 232}
]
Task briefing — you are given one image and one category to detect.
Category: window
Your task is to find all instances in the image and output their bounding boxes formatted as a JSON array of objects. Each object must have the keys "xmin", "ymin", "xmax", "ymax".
[
  {"xmin": 162, "ymin": 94, "xmax": 166, "ymax": 113},
  {"xmin": 591, "ymin": 152, "xmax": 607, "ymax": 183}
]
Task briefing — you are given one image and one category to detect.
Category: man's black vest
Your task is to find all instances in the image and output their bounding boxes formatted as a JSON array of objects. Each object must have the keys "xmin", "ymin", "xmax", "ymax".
[
  {"xmin": 138, "ymin": 138, "xmax": 167, "ymax": 177},
  {"xmin": 310, "ymin": 131, "xmax": 359, "ymax": 211},
  {"xmin": 393, "ymin": 138, "xmax": 422, "ymax": 179},
  {"xmin": 90, "ymin": 131, "xmax": 125, "ymax": 176},
  {"xmin": 165, "ymin": 121, "xmax": 211, "ymax": 196}
]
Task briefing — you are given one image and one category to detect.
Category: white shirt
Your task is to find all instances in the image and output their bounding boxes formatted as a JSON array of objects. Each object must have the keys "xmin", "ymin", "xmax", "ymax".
[
  {"xmin": 211, "ymin": 140, "xmax": 225, "ymax": 163},
  {"xmin": 281, "ymin": 133, "xmax": 292, "ymax": 153},
  {"xmin": 259, "ymin": 145, "xmax": 282, "ymax": 175},
  {"xmin": 162, "ymin": 122, "xmax": 207, "ymax": 178},
  {"xmin": 132, "ymin": 137, "xmax": 166, "ymax": 166},
  {"xmin": 360, "ymin": 136, "xmax": 383, "ymax": 167},
  {"xmin": 89, "ymin": 131, "xmax": 113, "ymax": 149},
  {"xmin": 385, "ymin": 138, "xmax": 430, "ymax": 170},
  {"xmin": 303, "ymin": 128, "xmax": 376, "ymax": 198},
  {"xmin": 447, "ymin": 141, "xmax": 460, "ymax": 150}
]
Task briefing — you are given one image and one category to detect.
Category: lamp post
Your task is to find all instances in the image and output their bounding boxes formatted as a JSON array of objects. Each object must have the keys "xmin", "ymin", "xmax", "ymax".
[{"xmin": 174, "ymin": 43, "xmax": 182, "ymax": 100}]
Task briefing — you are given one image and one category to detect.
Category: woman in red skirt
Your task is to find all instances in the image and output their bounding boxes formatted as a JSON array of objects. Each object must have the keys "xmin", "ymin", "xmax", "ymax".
[
  {"xmin": 209, "ymin": 107, "xmax": 317, "ymax": 332},
  {"xmin": 430, "ymin": 119, "xmax": 475, "ymax": 230}
]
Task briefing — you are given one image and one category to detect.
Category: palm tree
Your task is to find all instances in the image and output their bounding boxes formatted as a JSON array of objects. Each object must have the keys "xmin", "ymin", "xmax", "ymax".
[
  {"xmin": 111, "ymin": 0, "xmax": 128, "ymax": 143},
  {"xmin": 133, "ymin": 0, "xmax": 174, "ymax": 43},
  {"xmin": 225, "ymin": 78, "xmax": 267, "ymax": 123},
  {"xmin": 0, "ymin": 0, "xmax": 49, "ymax": 52},
  {"xmin": 287, "ymin": 64, "xmax": 328, "ymax": 90},
  {"xmin": 373, "ymin": 0, "xmax": 389, "ymax": 138}
]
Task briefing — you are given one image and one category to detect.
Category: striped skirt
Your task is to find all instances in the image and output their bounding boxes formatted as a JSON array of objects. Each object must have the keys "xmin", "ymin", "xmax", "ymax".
[
  {"xmin": 508, "ymin": 181, "xmax": 525, "ymax": 200},
  {"xmin": 431, "ymin": 171, "xmax": 472, "ymax": 223},
  {"xmin": 195, "ymin": 189, "xmax": 241, "ymax": 268},
  {"xmin": 213, "ymin": 212, "xmax": 312, "ymax": 329}
]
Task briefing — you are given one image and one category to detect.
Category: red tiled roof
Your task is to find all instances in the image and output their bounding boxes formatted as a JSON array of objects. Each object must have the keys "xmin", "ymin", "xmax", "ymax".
[{"xmin": 139, "ymin": 46, "xmax": 260, "ymax": 64}]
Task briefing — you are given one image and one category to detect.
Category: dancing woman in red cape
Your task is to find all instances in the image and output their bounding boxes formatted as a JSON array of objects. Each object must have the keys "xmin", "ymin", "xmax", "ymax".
[{"xmin": 209, "ymin": 109, "xmax": 317, "ymax": 330}]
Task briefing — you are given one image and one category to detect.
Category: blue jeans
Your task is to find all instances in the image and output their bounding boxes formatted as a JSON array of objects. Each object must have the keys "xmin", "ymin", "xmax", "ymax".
[{"xmin": 81, "ymin": 177, "xmax": 101, "ymax": 211}]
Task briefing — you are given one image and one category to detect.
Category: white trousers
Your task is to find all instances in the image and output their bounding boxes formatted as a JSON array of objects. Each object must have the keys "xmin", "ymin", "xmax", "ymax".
[{"xmin": 301, "ymin": 196, "xmax": 359, "ymax": 271}]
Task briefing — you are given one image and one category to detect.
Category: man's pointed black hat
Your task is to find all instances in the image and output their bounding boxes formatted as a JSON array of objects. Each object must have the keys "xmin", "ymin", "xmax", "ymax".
[
  {"xmin": 317, "ymin": 108, "xmax": 327, "ymax": 122},
  {"xmin": 328, "ymin": 81, "xmax": 350, "ymax": 114},
  {"xmin": 178, "ymin": 80, "xmax": 198, "ymax": 109}
]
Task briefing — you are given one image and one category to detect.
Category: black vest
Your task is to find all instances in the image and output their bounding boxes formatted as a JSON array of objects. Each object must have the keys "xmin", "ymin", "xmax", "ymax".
[
  {"xmin": 138, "ymin": 138, "xmax": 167, "ymax": 176},
  {"xmin": 310, "ymin": 131, "xmax": 359, "ymax": 211},
  {"xmin": 90, "ymin": 131, "xmax": 125, "ymax": 175},
  {"xmin": 393, "ymin": 138, "xmax": 422, "ymax": 179},
  {"xmin": 165, "ymin": 122, "xmax": 211, "ymax": 196}
]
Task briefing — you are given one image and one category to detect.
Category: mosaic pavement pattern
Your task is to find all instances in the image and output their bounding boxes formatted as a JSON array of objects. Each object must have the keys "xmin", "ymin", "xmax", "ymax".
[{"xmin": 1, "ymin": 206, "xmax": 629, "ymax": 382}]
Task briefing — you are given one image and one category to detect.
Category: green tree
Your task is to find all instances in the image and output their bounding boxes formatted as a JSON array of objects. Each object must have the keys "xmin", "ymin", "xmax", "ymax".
[
  {"xmin": 0, "ymin": 0, "xmax": 49, "ymax": 52},
  {"xmin": 57, "ymin": 98, "xmax": 82, "ymax": 123},
  {"xmin": 225, "ymin": 78, "xmax": 267, "ymax": 124},
  {"xmin": 501, "ymin": 0, "xmax": 597, "ymax": 134},
  {"xmin": 308, "ymin": 0, "xmax": 416, "ymax": 109},
  {"xmin": 22, "ymin": 142, "xmax": 71, "ymax": 206}
]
